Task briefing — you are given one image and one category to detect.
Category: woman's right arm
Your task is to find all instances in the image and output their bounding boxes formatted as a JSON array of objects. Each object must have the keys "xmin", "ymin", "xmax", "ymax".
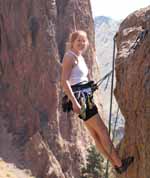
[{"xmin": 61, "ymin": 55, "xmax": 81, "ymax": 113}]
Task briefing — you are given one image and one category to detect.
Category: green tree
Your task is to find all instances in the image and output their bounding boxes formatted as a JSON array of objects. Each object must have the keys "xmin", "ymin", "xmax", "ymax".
[{"xmin": 80, "ymin": 145, "xmax": 105, "ymax": 178}]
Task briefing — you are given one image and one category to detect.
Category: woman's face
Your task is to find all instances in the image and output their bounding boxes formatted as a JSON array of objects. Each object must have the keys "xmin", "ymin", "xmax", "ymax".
[{"xmin": 72, "ymin": 35, "xmax": 88, "ymax": 53}]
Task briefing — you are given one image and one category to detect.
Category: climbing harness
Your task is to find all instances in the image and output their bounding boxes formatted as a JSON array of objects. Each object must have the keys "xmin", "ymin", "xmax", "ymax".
[{"xmin": 62, "ymin": 81, "xmax": 97, "ymax": 120}]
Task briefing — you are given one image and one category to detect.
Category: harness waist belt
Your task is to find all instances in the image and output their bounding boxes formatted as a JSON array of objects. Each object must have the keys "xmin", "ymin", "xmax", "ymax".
[{"xmin": 71, "ymin": 81, "xmax": 94, "ymax": 92}]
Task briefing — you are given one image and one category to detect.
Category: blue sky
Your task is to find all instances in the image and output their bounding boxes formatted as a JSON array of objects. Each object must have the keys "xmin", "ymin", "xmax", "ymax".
[{"xmin": 91, "ymin": 0, "xmax": 150, "ymax": 20}]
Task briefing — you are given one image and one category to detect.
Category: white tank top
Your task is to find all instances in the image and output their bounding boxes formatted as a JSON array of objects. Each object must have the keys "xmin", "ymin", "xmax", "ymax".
[{"xmin": 65, "ymin": 50, "xmax": 88, "ymax": 85}]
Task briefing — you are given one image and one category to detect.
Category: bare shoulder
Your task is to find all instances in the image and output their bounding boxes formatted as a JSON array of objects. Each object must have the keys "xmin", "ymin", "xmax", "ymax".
[
  {"xmin": 61, "ymin": 52, "xmax": 76, "ymax": 81},
  {"xmin": 62, "ymin": 52, "xmax": 76, "ymax": 68}
]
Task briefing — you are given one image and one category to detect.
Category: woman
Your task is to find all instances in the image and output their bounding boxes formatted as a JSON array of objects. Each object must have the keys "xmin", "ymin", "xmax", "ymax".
[{"xmin": 61, "ymin": 30, "xmax": 134, "ymax": 174}]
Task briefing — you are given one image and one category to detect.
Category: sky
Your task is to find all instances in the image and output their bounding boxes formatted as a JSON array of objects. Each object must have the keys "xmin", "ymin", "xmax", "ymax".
[{"xmin": 90, "ymin": 0, "xmax": 150, "ymax": 20}]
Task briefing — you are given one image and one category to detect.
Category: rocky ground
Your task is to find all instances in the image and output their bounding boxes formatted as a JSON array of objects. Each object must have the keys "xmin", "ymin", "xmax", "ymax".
[
  {"xmin": 0, "ymin": 119, "xmax": 35, "ymax": 178},
  {"xmin": 0, "ymin": 158, "xmax": 35, "ymax": 178}
]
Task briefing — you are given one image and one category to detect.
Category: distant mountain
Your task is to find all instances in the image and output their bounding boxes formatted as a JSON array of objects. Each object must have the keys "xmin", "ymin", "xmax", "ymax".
[
  {"xmin": 94, "ymin": 16, "xmax": 113, "ymax": 26},
  {"xmin": 94, "ymin": 16, "xmax": 120, "ymax": 76}
]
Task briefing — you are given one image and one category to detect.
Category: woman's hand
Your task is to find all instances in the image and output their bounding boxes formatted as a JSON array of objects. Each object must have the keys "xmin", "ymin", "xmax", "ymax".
[{"xmin": 72, "ymin": 100, "xmax": 81, "ymax": 114}]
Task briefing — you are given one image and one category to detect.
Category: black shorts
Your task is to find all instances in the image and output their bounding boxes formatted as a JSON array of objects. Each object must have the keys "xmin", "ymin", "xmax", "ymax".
[{"xmin": 79, "ymin": 104, "xmax": 98, "ymax": 121}]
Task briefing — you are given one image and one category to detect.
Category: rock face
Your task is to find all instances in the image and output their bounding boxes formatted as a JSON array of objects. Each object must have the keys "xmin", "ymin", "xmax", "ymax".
[
  {"xmin": 0, "ymin": 0, "xmax": 99, "ymax": 178},
  {"xmin": 115, "ymin": 6, "xmax": 150, "ymax": 178}
]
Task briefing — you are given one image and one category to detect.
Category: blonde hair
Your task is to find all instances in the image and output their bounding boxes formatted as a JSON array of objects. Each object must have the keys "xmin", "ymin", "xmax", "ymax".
[{"xmin": 66, "ymin": 30, "xmax": 89, "ymax": 51}]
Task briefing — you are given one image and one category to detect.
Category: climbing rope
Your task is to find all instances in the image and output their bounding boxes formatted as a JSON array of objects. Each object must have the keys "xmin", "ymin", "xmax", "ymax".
[
  {"xmin": 112, "ymin": 107, "xmax": 120, "ymax": 144},
  {"xmin": 93, "ymin": 70, "xmax": 112, "ymax": 90},
  {"xmin": 104, "ymin": 33, "xmax": 118, "ymax": 178}
]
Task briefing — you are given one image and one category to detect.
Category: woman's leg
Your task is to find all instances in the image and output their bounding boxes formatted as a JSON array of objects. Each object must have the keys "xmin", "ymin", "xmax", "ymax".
[
  {"xmin": 84, "ymin": 122, "xmax": 115, "ymax": 165},
  {"xmin": 84, "ymin": 114, "xmax": 122, "ymax": 167}
]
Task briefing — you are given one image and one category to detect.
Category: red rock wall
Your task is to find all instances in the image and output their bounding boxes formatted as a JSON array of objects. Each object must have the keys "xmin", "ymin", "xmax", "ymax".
[
  {"xmin": 115, "ymin": 6, "xmax": 150, "ymax": 178},
  {"xmin": 0, "ymin": 0, "xmax": 100, "ymax": 178}
]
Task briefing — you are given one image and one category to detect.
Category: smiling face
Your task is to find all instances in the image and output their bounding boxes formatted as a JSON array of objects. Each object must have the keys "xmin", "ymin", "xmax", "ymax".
[
  {"xmin": 72, "ymin": 35, "xmax": 88, "ymax": 52},
  {"xmin": 69, "ymin": 31, "xmax": 89, "ymax": 54}
]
